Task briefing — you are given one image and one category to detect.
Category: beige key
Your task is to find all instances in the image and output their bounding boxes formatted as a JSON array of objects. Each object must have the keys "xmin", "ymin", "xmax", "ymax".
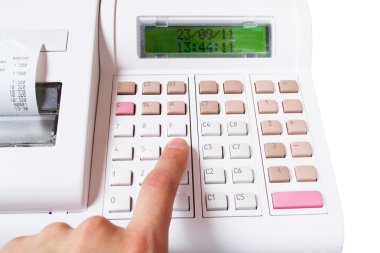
[
  {"xmin": 264, "ymin": 143, "xmax": 286, "ymax": 158},
  {"xmin": 258, "ymin": 100, "xmax": 278, "ymax": 114},
  {"xmin": 200, "ymin": 101, "xmax": 219, "ymax": 114},
  {"xmin": 167, "ymin": 81, "xmax": 186, "ymax": 94},
  {"xmin": 268, "ymin": 166, "xmax": 290, "ymax": 183},
  {"xmin": 295, "ymin": 165, "xmax": 318, "ymax": 182},
  {"xmin": 225, "ymin": 100, "xmax": 245, "ymax": 114},
  {"xmin": 290, "ymin": 142, "xmax": 312, "ymax": 157},
  {"xmin": 141, "ymin": 101, "xmax": 161, "ymax": 115},
  {"xmin": 286, "ymin": 120, "xmax": 308, "ymax": 135},
  {"xmin": 167, "ymin": 101, "xmax": 186, "ymax": 115},
  {"xmin": 283, "ymin": 99, "xmax": 303, "ymax": 113},
  {"xmin": 279, "ymin": 80, "xmax": 299, "ymax": 93},
  {"xmin": 117, "ymin": 82, "xmax": 136, "ymax": 95},
  {"xmin": 255, "ymin": 80, "xmax": 275, "ymax": 94},
  {"xmin": 199, "ymin": 81, "xmax": 218, "ymax": 94},
  {"xmin": 142, "ymin": 81, "xmax": 161, "ymax": 95},
  {"xmin": 224, "ymin": 80, "xmax": 243, "ymax": 94},
  {"xmin": 261, "ymin": 120, "xmax": 282, "ymax": 135}
]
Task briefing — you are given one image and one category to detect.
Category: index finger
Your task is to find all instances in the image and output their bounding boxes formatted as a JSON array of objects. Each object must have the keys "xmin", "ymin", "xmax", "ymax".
[{"xmin": 128, "ymin": 138, "xmax": 189, "ymax": 232}]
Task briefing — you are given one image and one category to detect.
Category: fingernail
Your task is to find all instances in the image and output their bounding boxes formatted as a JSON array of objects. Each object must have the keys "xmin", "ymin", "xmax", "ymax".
[{"xmin": 167, "ymin": 138, "xmax": 187, "ymax": 149}]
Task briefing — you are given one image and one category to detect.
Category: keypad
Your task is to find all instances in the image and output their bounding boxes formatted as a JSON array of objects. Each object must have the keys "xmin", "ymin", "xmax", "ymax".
[
  {"xmin": 104, "ymin": 74, "xmax": 326, "ymax": 219},
  {"xmin": 196, "ymin": 75, "xmax": 261, "ymax": 218},
  {"xmin": 104, "ymin": 76, "xmax": 193, "ymax": 219},
  {"xmin": 252, "ymin": 75, "xmax": 325, "ymax": 215}
]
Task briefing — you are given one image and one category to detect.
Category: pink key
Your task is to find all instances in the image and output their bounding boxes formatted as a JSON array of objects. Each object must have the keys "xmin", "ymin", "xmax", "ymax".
[
  {"xmin": 272, "ymin": 191, "xmax": 323, "ymax": 209},
  {"xmin": 116, "ymin": 102, "xmax": 135, "ymax": 116}
]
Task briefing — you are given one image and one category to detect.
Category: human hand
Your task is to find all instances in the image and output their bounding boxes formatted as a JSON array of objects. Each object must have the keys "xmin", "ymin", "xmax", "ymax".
[{"xmin": 1, "ymin": 138, "xmax": 189, "ymax": 253}]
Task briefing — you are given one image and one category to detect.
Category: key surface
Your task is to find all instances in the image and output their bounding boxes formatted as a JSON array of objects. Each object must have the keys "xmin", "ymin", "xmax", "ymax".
[
  {"xmin": 116, "ymin": 102, "xmax": 135, "ymax": 116},
  {"xmin": 227, "ymin": 121, "xmax": 247, "ymax": 136},
  {"xmin": 268, "ymin": 166, "xmax": 290, "ymax": 183},
  {"xmin": 234, "ymin": 193, "xmax": 257, "ymax": 210},
  {"xmin": 290, "ymin": 142, "xmax": 312, "ymax": 157},
  {"xmin": 224, "ymin": 80, "xmax": 243, "ymax": 94},
  {"xmin": 286, "ymin": 120, "xmax": 308, "ymax": 134},
  {"xmin": 202, "ymin": 143, "xmax": 223, "ymax": 159},
  {"xmin": 258, "ymin": 100, "xmax": 278, "ymax": 114},
  {"xmin": 279, "ymin": 80, "xmax": 299, "ymax": 93},
  {"xmin": 295, "ymin": 165, "xmax": 318, "ymax": 182},
  {"xmin": 261, "ymin": 120, "xmax": 282, "ymax": 135},
  {"xmin": 114, "ymin": 122, "xmax": 134, "ymax": 137},
  {"xmin": 205, "ymin": 193, "xmax": 228, "ymax": 211},
  {"xmin": 229, "ymin": 143, "xmax": 251, "ymax": 159},
  {"xmin": 264, "ymin": 143, "xmax": 286, "ymax": 158},
  {"xmin": 110, "ymin": 169, "xmax": 132, "ymax": 186},
  {"xmin": 204, "ymin": 168, "xmax": 226, "ymax": 184},
  {"xmin": 225, "ymin": 100, "xmax": 245, "ymax": 114},
  {"xmin": 167, "ymin": 101, "xmax": 186, "ymax": 115},
  {"xmin": 109, "ymin": 195, "xmax": 132, "ymax": 213},
  {"xmin": 272, "ymin": 191, "xmax": 323, "ymax": 209},
  {"xmin": 142, "ymin": 81, "xmax": 161, "ymax": 95},
  {"xmin": 255, "ymin": 80, "xmax": 275, "ymax": 94},
  {"xmin": 199, "ymin": 81, "xmax": 218, "ymax": 94},
  {"xmin": 232, "ymin": 167, "xmax": 254, "ymax": 183},
  {"xmin": 117, "ymin": 82, "xmax": 136, "ymax": 95},
  {"xmin": 283, "ymin": 99, "xmax": 303, "ymax": 113},
  {"xmin": 167, "ymin": 81, "xmax": 186, "ymax": 94},
  {"xmin": 201, "ymin": 121, "xmax": 221, "ymax": 136},
  {"xmin": 200, "ymin": 101, "xmax": 219, "ymax": 115}
]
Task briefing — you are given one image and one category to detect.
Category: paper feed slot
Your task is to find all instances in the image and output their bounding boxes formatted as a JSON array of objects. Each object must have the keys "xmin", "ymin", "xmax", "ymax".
[{"xmin": 0, "ymin": 83, "xmax": 61, "ymax": 147}]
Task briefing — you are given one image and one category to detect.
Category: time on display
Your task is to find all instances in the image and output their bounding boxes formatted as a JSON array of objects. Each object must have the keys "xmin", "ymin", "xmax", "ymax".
[{"xmin": 176, "ymin": 27, "xmax": 235, "ymax": 53}]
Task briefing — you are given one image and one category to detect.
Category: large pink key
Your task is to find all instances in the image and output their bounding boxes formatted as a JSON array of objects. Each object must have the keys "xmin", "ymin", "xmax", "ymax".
[
  {"xmin": 116, "ymin": 102, "xmax": 135, "ymax": 116},
  {"xmin": 272, "ymin": 191, "xmax": 323, "ymax": 209}
]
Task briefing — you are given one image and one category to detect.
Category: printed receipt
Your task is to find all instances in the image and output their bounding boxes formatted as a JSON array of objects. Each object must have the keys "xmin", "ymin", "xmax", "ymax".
[{"xmin": 0, "ymin": 39, "xmax": 42, "ymax": 116}]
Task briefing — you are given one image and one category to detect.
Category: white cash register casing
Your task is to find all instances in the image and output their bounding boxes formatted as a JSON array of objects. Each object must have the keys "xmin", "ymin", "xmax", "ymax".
[
  {"xmin": 0, "ymin": 0, "xmax": 344, "ymax": 252},
  {"xmin": 0, "ymin": 0, "xmax": 99, "ymax": 211}
]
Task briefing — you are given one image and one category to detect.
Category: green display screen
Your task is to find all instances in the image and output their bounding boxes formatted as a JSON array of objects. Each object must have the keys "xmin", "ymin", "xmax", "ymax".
[{"xmin": 143, "ymin": 25, "xmax": 270, "ymax": 57}]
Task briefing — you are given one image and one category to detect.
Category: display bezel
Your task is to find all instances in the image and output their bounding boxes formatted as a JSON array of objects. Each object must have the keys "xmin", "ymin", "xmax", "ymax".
[{"xmin": 137, "ymin": 16, "xmax": 273, "ymax": 58}]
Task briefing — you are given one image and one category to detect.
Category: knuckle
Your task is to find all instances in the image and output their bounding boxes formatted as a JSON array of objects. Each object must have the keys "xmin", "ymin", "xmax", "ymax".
[
  {"xmin": 143, "ymin": 169, "xmax": 177, "ymax": 192},
  {"xmin": 3, "ymin": 236, "xmax": 27, "ymax": 250},
  {"xmin": 41, "ymin": 222, "xmax": 71, "ymax": 233},
  {"xmin": 78, "ymin": 216, "xmax": 109, "ymax": 235}
]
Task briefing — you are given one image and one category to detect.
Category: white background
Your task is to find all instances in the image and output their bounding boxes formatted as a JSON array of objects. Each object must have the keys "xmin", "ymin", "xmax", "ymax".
[{"xmin": 309, "ymin": 1, "xmax": 380, "ymax": 252}]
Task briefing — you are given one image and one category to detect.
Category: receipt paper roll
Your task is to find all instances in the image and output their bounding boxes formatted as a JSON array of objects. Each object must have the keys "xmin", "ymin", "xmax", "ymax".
[{"xmin": 0, "ymin": 39, "xmax": 42, "ymax": 116}]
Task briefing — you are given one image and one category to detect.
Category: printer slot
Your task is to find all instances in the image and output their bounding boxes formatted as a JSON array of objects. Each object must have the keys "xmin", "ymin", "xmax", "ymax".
[{"xmin": 0, "ymin": 83, "xmax": 61, "ymax": 147}]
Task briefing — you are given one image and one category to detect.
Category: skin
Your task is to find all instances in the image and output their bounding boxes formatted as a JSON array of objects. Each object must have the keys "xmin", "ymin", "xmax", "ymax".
[{"xmin": 1, "ymin": 138, "xmax": 189, "ymax": 253}]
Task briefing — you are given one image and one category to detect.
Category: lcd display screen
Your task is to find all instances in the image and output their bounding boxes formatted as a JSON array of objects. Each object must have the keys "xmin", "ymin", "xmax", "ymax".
[{"xmin": 143, "ymin": 25, "xmax": 271, "ymax": 58}]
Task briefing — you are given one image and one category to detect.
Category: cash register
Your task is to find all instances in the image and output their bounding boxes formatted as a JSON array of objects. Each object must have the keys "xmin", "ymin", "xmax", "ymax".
[{"xmin": 0, "ymin": 0, "xmax": 344, "ymax": 252}]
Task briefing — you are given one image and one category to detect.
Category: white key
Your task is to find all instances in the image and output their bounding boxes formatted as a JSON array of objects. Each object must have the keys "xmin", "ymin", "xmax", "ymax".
[
  {"xmin": 138, "ymin": 168, "xmax": 151, "ymax": 185},
  {"xmin": 140, "ymin": 145, "xmax": 160, "ymax": 160},
  {"xmin": 232, "ymin": 167, "xmax": 254, "ymax": 183},
  {"xmin": 109, "ymin": 195, "xmax": 131, "ymax": 213},
  {"xmin": 229, "ymin": 144, "xmax": 251, "ymax": 159},
  {"xmin": 202, "ymin": 144, "xmax": 223, "ymax": 159},
  {"xmin": 205, "ymin": 193, "xmax": 228, "ymax": 211},
  {"xmin": 140, "ymin": 123, "xmax": 161, "ymax": 137},
  {"xmin": 234, "ymin": 193, "xmax": 257, "ymax": 210},
  {"xmin": 180, "ymin": 170, "xmax": 189, "ymax": 185},
  {"xmin": 201, "ymin": 121, "xmax": 221, "ymax": 136},
  {"xmin": 173, "ymin": 194, "xmax": 190, "ymax": 211},
  {"xmin": 114, "ymin": 122, "xmax": 134, "ymax": 137},
  {"xmin": 109, "ymin": 169, "xmax": 132, "ymax": 186},
  {"xmin": 112, "ymin": 145, "xmax": 133, "ymax": 161},
  {"xmin": 227, "ymin": 121, "xmax": 247, "ymax": 136},
  {"xmin": 204, "ymin": 168, "xmax": 226, "ymax": 184},
  {"xmin": 167, "ymin": 122, "xmax": 187, "ymax": 137}
]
